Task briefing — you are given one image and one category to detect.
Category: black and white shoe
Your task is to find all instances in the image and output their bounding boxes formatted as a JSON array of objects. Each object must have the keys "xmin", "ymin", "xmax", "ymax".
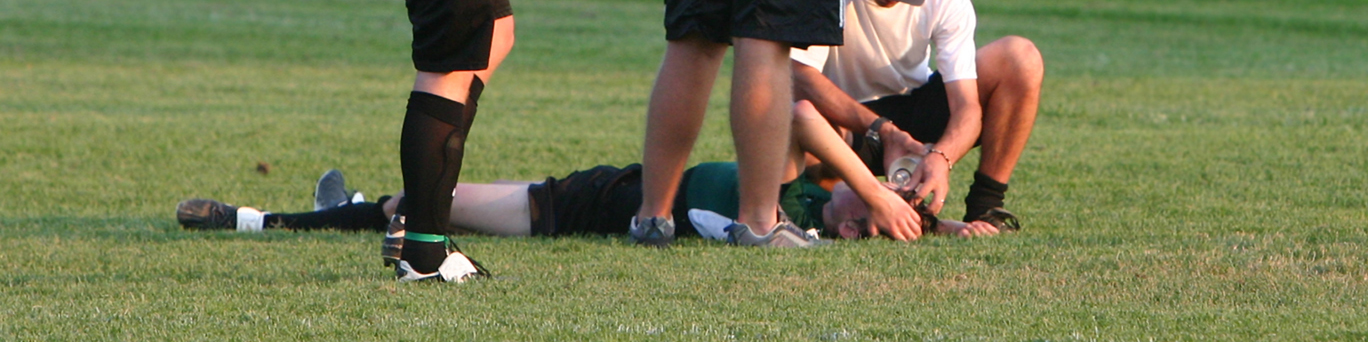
[
  {"xmin": 394, "ymin": 252, "xmax": 483, "ymax": 283},
  {"xmin": 392, "ymin": 237, "xmax": 491, "ymax": 283},
  {"xmin": 175, "ymin": 199, "xmax": 265, "ymax": 232},
  {"xmin": 381, "ymin": 215, "xmax": 405, "ymax": 267}
]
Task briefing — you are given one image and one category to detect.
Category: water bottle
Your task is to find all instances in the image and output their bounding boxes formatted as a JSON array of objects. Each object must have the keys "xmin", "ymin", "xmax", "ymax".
[{"xmin": 887, "ymin": 156, "xmax": 921, "ymax": 201}]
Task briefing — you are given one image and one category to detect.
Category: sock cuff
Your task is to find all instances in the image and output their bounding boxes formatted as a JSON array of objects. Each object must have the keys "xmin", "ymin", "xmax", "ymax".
[
  {"xmin": 236, "ymin": 207, "xmax": 266, "ymax": 232},
  {"xmin": 467, "ymin": 77, "xmax": 485, "ymax": 105},
  {"xmin": 407, "ymin": 91, "xmax": 464, "ymax": 126},
  {"xmin": 972, "ymin": 171, "xmax": 1009, "ymax": 193}
]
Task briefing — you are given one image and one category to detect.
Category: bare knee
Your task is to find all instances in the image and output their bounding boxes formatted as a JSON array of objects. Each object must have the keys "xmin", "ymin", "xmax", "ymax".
[
  {"xmin": 978, "ymin": 36, "xmax": 1044, "ymax": 92},
  {"xmin": 997, "ymin": 36, "xmax": 1043, "ymax": 83}
]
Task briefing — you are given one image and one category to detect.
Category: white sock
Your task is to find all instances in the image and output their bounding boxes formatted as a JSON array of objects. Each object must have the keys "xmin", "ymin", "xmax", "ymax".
[{"xmin": 236, "ymin": 207, "xmax": 266, "ymax": 232}]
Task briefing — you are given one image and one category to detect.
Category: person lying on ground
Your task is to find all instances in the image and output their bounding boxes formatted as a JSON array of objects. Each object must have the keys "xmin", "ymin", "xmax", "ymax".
[{"xmin": 176, "ymin": 101, "xmax": 1016, "ymax": 263}]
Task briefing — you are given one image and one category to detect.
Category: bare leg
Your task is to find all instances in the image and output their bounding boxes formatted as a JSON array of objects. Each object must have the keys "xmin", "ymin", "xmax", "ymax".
[
  {"xmin": 381, "ymin": 186, "xmax": 533, "ymax": 237},
  {"xmin": 636, "ymin": 37, "xmax": 728, "ymax": 219},
  {"xmin": 730, "ymin": 37, "xmax": 793, "ymax": 233},
  {"xmin": 974, "ymin": 36, "xmax": 1043, "ymax": 183},
  {"xmin": 449, "ymin": 183, "xmax": 532, "ymax": 236}
]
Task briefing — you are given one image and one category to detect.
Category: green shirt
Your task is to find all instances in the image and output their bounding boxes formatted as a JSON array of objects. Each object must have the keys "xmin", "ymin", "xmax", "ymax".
[{"xmin": 684, "ymin": 162, "xmax": 831, "ymax": 233}]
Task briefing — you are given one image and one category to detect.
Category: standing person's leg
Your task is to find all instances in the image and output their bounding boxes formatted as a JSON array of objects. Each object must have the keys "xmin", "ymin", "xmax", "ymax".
[
  {"xmin": 721, "ymin": 0, "xmax": 841, "ymax": 245},
  {"xmin": 729, "ymin": 37, "xmax": 793, "ymax": 234},
  {"xmin": 634, "ymin": 37, "xmax": 728, "ymax": 246},
  {"xmin": 398, "ymin": 0, "xmax": 515, "ymax": 275},
  {"xmin": 963, "ymin": 36, "xmax": 1043, "ymax": 222}
]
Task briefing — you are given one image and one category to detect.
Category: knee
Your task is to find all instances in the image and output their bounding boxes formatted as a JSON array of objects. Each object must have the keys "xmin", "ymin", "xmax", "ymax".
[
  {"xmin": 1000, "ymin": 36, "xmax": 1044, "ymax": 82},
  {"xmin": 980, "ymin": 36, "xmax": 1044, "ymax": 90}
]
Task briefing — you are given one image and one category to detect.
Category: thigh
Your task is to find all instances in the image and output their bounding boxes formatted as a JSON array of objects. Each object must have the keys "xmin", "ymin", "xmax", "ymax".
[{"xmin": 406, "ymin": 0, "xmax": 514, "ymax": 72}]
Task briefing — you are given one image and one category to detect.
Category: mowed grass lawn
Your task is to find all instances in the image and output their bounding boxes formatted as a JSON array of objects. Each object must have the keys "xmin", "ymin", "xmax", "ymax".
[{"xmin": 3, "ymin": 0, "xmax": 1367, "ymax": 339}]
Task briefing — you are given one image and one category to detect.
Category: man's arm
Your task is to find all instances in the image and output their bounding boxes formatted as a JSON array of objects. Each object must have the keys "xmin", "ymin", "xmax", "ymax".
[
  {"xmin": 793, "ymin": 61, "xmax": 923, "ymax": 170},
  {"xmin": 792, "ymin": 100, "xmax": 921, "ymax": 241},
  {"xmin": 909, "ymin": 79, "xmax": 980, "ymax": 213},
  {"xmin": 793, "ymin": 61, "xmax": 882, "ymax": 133}
]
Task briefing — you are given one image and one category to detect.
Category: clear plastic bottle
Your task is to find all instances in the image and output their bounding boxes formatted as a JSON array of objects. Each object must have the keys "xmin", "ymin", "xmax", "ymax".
[{"xmin": 888, "ymin": 156, "xmax": 921, "ymax": 188}]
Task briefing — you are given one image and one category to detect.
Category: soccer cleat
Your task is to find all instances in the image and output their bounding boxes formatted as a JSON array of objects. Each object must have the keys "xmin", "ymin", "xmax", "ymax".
[
  {"xmin": 176, "ymin": 199, "xmax": 265, "ymax": 232},
  {"xmin": 392, "ymin": 235, "xmax": 491, "ymax": 283},
  {"xmin": 725, "ymin": 218, "xmax": 829, "ymax": 248},
  {"xmin": 313, "ymin": 169, "xmax": 350, "ymax": 211},
  {"xmin": 381, "ymin": 215, "xmax": 405, "ymax": 267},
  {"xmin": 394, "ymin": 251, "xmax": 481, "ymax": 283},
  {"xmin": 629, "ymin": 216, "xmax": 675, "ymax": 247}
]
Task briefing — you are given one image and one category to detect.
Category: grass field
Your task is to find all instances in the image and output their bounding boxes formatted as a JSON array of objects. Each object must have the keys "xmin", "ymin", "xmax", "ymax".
[{"xmin": 3, "ymin": 0, "xmax": 1367, "ymax": 339}]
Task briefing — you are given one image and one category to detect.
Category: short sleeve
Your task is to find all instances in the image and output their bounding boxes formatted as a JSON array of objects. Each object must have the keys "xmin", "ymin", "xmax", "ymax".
[
  {"xmin": 790, "ymin": 46, "xmax": 831, "ymax": 73},
  {"xmin": 933, "ymin": 0, "xmax": 977, "ymax": 82}
]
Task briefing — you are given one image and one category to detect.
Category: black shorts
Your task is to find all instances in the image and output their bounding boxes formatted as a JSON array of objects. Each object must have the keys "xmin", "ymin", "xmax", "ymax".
[
  {"xmin": 406, "ymin": 0, "xmax": 513, "ymax": 72},
  {"xmin": 664, "ymin": 0, "xmax": 843, "ymax": 49},
  {"xmin": 855, "ymin": 73, "xmax": 980, "ymax": 174},
  {"xmin": 526, "ymin": 164, "xmax": 699, "ymax": 237}
]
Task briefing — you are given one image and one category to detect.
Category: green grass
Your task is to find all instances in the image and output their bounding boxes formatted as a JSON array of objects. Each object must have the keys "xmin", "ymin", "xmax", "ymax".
[{"xmin": 3, "ymin": 0, "xmax": 1367, "ymax": 339}]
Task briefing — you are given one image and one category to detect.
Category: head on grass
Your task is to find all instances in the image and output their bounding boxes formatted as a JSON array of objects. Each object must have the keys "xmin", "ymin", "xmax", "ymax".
[{"xmin": 822, "ymin": 180, "xmax": 938, "ymax": 239}]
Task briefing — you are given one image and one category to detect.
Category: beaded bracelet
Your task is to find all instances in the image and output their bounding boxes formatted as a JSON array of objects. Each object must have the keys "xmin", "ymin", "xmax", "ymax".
[{"xmin": 928, "ymin": 148, "xmax": 953, "ymax": 171}]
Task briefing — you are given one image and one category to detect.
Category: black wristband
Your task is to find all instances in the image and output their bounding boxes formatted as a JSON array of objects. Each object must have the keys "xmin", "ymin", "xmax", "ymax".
[{"xmin": 866, "ymin": 117, "xmax": 890, "ymax": 141}]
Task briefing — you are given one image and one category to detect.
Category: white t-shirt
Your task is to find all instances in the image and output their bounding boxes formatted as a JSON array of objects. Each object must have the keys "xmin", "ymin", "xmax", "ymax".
[{"xmin": 792, "ymin": 0, "xmax": 977, "ymax": 102}]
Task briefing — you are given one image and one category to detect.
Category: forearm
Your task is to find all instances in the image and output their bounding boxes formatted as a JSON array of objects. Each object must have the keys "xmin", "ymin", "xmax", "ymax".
[
  {"xmin": 793, "ymin": 105, "xmax": 891, "ymax": 204},
  {"xmin": 793, "ymin": 61, "xmax": 885, "ymax": 133},
  {"xmin": 934, "ymin": 80, "xmax": 983, "ymax": 165}
]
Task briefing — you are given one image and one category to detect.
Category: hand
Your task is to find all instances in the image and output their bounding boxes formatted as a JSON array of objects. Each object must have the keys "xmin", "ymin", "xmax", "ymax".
[
  {"xmin": 862, "ymin": 186, "xmax": 923, "ymax": 241},
  {"xmin": 880, "ymin": 127, "xmax": 926, "ymax": 173},
  {"xmin": 908, "ymin": 152, "xmax": 952, "ymax": 214}
]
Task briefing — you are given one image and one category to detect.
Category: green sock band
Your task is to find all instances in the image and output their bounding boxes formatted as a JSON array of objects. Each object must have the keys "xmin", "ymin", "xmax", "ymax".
[{"xmin": 405, "ymin": 232, "xmax": 447, "ymax": 243}]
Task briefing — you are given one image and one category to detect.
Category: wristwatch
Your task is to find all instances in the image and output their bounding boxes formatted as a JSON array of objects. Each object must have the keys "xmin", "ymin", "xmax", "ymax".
[{"xmin": 864, "ymin": 117, "xmax": 890, "ymax": 144}]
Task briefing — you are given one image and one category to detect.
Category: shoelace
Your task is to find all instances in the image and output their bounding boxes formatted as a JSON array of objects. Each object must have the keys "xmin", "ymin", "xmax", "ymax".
[{"xmin": 445, "ymin": 237, "xmax": 492, "ymax": 278}]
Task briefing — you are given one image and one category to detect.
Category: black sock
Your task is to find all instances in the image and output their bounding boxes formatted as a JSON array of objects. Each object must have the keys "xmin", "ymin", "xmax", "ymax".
[
  {"xmin": 403, "ymin": 240, "xmax": 449, "ymax": 273},
  {"xmin": 963, "ymin": 171, "xmax": 1008, "ymax": 222},
  {"xmin": 263, "ymin": 196, "xmax": 391, "ymax": 232},
  {"xmin": 398, "ymin": 79, "xmax": 483, "ymax": 273}
]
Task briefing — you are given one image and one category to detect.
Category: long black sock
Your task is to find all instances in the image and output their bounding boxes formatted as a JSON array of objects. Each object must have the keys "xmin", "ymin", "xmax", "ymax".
[
  {"xmin": 963, "ymin": 171, "xmax": 1009, "ymax": 222},
  {"xmin": 263, "ymin": 196, "xmax": 392, "ymax": 232},
  {"xmin": 398, "ymin": 79, "xmax": 483, "ymax": 273}
]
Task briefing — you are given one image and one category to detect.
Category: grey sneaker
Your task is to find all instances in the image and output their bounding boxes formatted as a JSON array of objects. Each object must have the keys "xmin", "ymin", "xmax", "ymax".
[
  {"xmin": 726, "ymin": 218, "xmax": 829, "ymax": 248},
  {"xmin": 176, "ymin": 199, "xmax": 265, "ymax": 232},
  {"xmin": 629, "ymin": 216, "xmax": 675, "ymax": 247},
  {"xmin": 313, "ymin": 169, "xmax": 350, "ymax": 211},
  {"xmin": 381, "ymin": 215, "xmax": 405, "ymax": 267}
]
